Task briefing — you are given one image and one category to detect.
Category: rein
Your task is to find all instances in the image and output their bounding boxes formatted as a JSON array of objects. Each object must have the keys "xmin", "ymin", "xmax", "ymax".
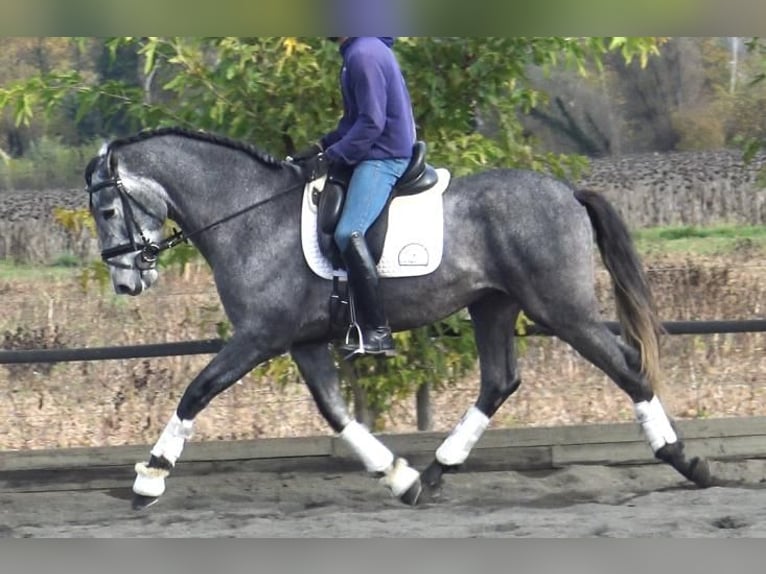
[{"xmin": 86, "ymin": 155, "xmax": 304, "ymax": 269}]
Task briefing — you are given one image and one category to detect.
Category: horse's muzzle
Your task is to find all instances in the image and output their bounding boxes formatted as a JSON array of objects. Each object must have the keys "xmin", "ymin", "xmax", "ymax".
[
  {"xmin": 115, "ymin": 281, "xmax": 144, "ymax": 296},
  {"xmin": 112, "ymin": 267, "xmax": 157, "ymax": 296}
]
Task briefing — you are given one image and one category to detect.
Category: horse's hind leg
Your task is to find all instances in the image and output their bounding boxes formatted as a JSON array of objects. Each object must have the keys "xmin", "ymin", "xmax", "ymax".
[
  {"xmin": 550, "ymin": 316, "xmax": 712, "ymax": 487},
  {"xmin": 290, "ymin": 342, "xmax": 422, "ymax": 505},
  {"xmin": 422, "ymin": 294, "xmax": 522, "ymax": 495}
]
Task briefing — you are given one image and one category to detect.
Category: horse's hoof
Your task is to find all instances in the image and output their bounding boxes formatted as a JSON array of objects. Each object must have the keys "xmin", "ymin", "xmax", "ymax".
[
  {"xmin": 419, "ymin": 482, "xmax": 442, "ymax": 504},
  {"xmin": 421, "ymin": 460, "xmax": 445, "ymax": 489},
  {"xmin": 420, "ymin": 460, "xmax": 464, "ymax": 502},
  {"xmin": 380, "ymin": 457, "xmax": 422, "ymax": 505},
  {"xmin": 132, "ymin": 494, "xmax": 159, "ymax": 511},
  {"xmin": 422, "ymin": 460, "xmax": 461, "ymax": 487},
  {"xmin": 687, "ymin": 456, "xmax": 713, "ymax": 488},
  {"xmin": 133, "ymin": 461, "xmax": 169, "ymax": 498},
  {"xmin": 420, "ymin": 459, "xmax": 457, "ymax": 491},
  {"xmin": 398, "ymin": 478, "xmax": 423, "ymax": 506},
  {"xmin": 656, "ymin": 444, "xmax": 714, "ymax": 488}
]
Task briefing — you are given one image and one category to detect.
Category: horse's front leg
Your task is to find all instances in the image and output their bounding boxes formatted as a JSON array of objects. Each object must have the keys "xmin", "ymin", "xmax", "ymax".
[
  {"xmin": 290, "ymin": 342, "xmax": 422, "ymax": 505},
  {"xmin": 131, "ymin": 333, "xmax": 276, "ymax": 510}
]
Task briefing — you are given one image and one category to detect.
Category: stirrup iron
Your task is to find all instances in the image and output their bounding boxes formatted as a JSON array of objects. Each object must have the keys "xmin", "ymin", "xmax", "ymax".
[{"xmin": 342, "ymin": 291, "xmax": 367, "ymax": 360}]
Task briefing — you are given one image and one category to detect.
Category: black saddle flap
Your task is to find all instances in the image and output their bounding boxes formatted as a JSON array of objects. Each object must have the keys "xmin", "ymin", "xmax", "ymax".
[{"xmin": 318, "ymin": 181, "xmax": 345, "ymax": 234}]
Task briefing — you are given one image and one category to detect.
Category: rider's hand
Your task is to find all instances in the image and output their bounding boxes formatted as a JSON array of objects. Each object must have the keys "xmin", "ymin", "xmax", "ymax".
[
  {"xmin": 288, "ymin": 142, "xmax": 323, "ymax": 163},
  {"xmin": 299, "ymin": 152, "xmax": 330, "ymax": 180}
]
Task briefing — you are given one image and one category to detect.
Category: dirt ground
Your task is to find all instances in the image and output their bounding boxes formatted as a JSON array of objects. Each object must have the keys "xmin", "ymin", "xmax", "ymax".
[{"xmin": 3, "ymin": 459, "xmax": 766, "ymax": 537}]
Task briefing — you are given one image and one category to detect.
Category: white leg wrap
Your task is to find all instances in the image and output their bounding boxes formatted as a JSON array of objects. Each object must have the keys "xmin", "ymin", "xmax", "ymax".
[
  {"xmin": 133, "ymin": 414, "xmax": 193, "ymax": 498},
  {"xmin": 435, "ymin": 406, "xmax": 490, "ymax": 466},
  {"xmin": 634, "ymin": 395, "xmax": 678, "ymax": 452},
  {"xmin": 133, "ymin": 462, "xmax": 170, "ymax": 497},
  {"xmin": 380, "ymin": 458, "xmax": 420, "ymax": 497},
  {"xmin": 339, "ymin": 420, "xmax": 395, "ymax": 473},
  {"xmin": 149, "ymin": 413, "xmax": 194, "ymax": 465}
]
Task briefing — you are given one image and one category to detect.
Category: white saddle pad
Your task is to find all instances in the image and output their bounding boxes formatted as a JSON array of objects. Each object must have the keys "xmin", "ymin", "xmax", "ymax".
[{"xmin": 301, "ymin": 168, "xmax": 451, "ymax": 280}]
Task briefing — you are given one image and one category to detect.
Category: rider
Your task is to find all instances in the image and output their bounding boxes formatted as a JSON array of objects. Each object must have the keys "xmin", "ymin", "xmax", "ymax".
[{"xmin": 293, "ymin": 37, "xmax": 416, "ymax": 357}]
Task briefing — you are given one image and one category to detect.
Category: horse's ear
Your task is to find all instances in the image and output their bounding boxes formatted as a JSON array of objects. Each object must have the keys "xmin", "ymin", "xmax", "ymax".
[
  {"xmin": 108, "ymin": 149, "xmax": 117, "ymax": 172},
  {"xmin": 84, "ymin": 155, "xmax": 100, "ymax": 186}
]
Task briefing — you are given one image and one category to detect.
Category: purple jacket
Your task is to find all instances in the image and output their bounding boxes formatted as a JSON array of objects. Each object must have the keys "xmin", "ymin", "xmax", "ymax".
[{"xmin": 320, "ymin": 37, "xmax": 416, "ymax": 166}]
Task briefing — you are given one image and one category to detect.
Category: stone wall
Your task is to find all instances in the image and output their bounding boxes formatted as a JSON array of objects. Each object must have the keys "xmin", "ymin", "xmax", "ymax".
[{"xmin": 578, "ymin": 149, "xmax": 766, "ymax": 228}]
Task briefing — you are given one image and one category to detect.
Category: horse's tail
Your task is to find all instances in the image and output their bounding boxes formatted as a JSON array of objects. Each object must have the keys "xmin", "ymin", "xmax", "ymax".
[{"xmin": 573, "ymin": 188, "xmax": 663, "ymax": 392}]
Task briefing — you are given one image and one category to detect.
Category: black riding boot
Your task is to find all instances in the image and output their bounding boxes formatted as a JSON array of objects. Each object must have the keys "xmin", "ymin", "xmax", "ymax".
[{"xmin": 340, "ymin": 232, "xmax": 396, "ymax": 357}]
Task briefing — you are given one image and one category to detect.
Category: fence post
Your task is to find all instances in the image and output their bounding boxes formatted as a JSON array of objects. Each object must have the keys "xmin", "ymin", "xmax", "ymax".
[{"xmin": 416, "ymin": 382, "xmax": 432, "ymax": 431}]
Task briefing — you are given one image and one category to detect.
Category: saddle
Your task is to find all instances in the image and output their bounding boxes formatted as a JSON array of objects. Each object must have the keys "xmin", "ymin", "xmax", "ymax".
[
  {"xmin": 314, "ymin": 141, "xmax": 439, "ymax": 267},
  {"xmin": 310, "ymin": 141, "xmax": 440, "ymax": 337}
]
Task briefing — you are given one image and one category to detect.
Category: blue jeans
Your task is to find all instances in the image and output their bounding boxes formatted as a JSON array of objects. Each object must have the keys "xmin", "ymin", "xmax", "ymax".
[{"xmin": 334, "ymin": 158, "xmax": 410, "ymax": 253}]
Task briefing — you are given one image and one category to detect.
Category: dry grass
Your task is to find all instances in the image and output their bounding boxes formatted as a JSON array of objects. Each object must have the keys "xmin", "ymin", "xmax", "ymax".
[{"xmin": 1, "ymin": 248, "xmax": 764, "ymax": 452}]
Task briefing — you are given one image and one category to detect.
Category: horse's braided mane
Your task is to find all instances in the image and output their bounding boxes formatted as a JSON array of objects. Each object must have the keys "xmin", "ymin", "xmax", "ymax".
[{"xmin": 107, "ymin": 126, "xmax": 285, "ymax": 169}]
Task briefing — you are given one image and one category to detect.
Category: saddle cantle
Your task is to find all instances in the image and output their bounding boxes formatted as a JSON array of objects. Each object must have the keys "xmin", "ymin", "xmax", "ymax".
[
  {"xmin": 315, "ymin": 141, "xmax": 440, "ymax": 266},
  {"xmin": 393, "ymin": 140, "xmax": 439, "ymax": 196}
]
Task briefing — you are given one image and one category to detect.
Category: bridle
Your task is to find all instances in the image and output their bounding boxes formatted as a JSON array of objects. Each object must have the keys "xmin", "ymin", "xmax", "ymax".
[
  {"xmin": 85, "ymin": 151, "xmax": 305, "ymax": 271},
  {"xmin": 85, "ymin": 158, "xmax": 184, "ymax": 271}
]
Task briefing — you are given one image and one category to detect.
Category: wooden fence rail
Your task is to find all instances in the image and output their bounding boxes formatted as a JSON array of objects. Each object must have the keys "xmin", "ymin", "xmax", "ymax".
[{"xmin": 2, "ymin": 416, "xmax": 766, "ymax": 492}]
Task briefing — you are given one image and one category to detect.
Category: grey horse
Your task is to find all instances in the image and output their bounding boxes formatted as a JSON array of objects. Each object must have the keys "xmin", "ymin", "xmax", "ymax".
[{"xmin": 84, "ymin": 127, "xmax": 712, "ymax": 510}]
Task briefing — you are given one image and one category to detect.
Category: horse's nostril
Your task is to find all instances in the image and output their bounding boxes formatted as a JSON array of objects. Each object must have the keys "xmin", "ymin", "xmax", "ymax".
[{"xmin": 116, "ymin": 284, "xmax": 134, "ymax": 295}]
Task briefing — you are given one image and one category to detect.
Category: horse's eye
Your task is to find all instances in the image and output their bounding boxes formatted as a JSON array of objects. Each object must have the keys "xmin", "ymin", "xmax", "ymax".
[{"xmin": 101, "ymin": 208, "xmax": 116, "ymax": 220}]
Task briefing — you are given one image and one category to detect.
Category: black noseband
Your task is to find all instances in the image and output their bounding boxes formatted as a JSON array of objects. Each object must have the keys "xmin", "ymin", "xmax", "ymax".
[{"xmin": 85, "ymin": 164, "xmax": 182, "ymax": 269}]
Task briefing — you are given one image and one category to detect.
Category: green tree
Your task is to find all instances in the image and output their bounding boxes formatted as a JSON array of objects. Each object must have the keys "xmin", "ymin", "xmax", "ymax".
[
  {"xmin": 732, "ymin": 38, "xmax": 766, "ymax": 164},
  {"xmin": 1, "ymin": 37, "xmax": 662, "ymax": 173}
]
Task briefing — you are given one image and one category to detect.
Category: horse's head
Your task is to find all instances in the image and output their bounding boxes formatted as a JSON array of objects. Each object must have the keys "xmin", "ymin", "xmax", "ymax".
[{"xmin": 85, "ymin": 147, "xmax": 169, "ymax": 296}]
